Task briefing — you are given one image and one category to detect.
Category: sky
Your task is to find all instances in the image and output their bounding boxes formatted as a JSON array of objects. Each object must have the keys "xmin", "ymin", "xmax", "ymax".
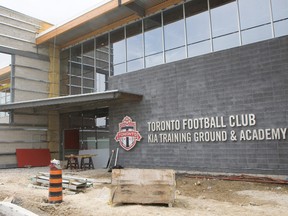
[
  {"xmin": 0, "ymin": 0, "xmax": 109, "ymax": 68},
  {"xmin": 0, "ymin": 0, "xmax": 109, "ymax": 25}
]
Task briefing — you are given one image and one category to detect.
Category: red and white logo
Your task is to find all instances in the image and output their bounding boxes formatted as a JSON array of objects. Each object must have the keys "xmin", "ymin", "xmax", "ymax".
[{"xmin": 114, "ymin": 116, "xmax": 142, "ymax": 151}]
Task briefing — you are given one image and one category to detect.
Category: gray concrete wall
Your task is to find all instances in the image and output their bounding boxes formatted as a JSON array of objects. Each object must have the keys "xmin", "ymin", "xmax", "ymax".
[
  {"xmin": 108, "ymin": 36, "xmax": 288, "ymax": 175},
  {"xmin": 0, "ymin": 6, "xmax": 50, "ymax": 168}
]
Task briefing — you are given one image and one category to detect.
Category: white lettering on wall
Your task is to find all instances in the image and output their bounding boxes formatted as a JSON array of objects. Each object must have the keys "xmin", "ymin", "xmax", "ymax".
[{"xmin": 147, "ymin": 114, "xmax": 287, "ymax": 143}]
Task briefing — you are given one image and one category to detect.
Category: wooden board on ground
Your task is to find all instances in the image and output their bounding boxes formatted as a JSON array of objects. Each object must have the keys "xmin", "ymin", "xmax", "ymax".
[{"xmin": 110, "ymin": 168, "xmax": 176, "ymax": 207}]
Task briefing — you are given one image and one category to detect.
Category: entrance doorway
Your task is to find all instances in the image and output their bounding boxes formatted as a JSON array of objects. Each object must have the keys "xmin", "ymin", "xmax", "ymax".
[{"xmin": 61, "ymin": 108, "xmax": 109, "ymax": 168}]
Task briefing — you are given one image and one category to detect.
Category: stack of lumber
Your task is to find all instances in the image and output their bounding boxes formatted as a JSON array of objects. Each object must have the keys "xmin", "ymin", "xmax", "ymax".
[
  {"xmin": 110, "ymin": 169, "xmax": 176, "ymax": 207},
  {"xmin": 31, "ymin": 172, "xmax": 93, "ymax": 192}
]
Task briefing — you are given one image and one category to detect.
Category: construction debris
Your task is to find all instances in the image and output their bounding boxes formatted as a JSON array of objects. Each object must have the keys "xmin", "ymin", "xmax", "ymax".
[
  {"xmin": 0, "ymin": 202, "xmax": 38, "ymax": 216},
  {"xmin": 183, "ymin": 174, "xmax": 288, "ymax": 185},
  {"xmin": 31, "ymin": 172, "xmax": 94, "ymax": 192},
  {"xmin": 110, "ymin": 169, "xmax": 176, "ymax": 207}
]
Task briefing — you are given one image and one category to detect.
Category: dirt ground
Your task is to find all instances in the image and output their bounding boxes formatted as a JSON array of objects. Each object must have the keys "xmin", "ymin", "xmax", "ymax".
[{"xmin": 1, "ymin": 167, "xmax": 288, "ymax": 216}]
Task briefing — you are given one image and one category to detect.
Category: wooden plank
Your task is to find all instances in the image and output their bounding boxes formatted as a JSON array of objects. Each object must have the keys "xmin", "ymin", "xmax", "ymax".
[
  {"xmin": 61, "ymin": 14, "xmax": 138, "ymax": 49},
  {"xmin": 111, "ymin": 185, "xmax": 174, "ymax": 205},
  {"xmin": 146, "ymin": 0, "xmax": 183, "ymax": 15},
  {"xmin": 110, "ymin": 169, "xmax": 175, "ymax": 206},
  {"xmin": 31, "ymin": 177, "xmax": 87, "ymax": 191},
  {"xmin": 38, "ymin": 172, "xmax": 95, "ymax": 183}
]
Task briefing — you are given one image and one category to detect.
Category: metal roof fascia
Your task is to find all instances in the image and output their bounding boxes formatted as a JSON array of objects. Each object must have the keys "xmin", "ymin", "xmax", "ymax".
[
  {"xmin": 0, "ymin": 90, "xmax": 142, "ymax": 111},
  {"xmin": 35, "ymin": 0, "xmax": 122, "ymax": 45}
]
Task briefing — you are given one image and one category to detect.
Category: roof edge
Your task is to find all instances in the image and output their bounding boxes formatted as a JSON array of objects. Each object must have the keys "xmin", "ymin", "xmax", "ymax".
[
  {"xmin": 36, "ymin": 0, "xmax": 133, "ymax": 45},
  {"xmin": 0, "ymin": 90, "xmax": 143, "ymax": 112}
]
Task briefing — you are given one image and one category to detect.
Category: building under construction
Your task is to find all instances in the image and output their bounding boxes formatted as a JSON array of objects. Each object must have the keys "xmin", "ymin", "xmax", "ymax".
[{"xmin": 0, "ymin": 0, "xmax": 288, "ymax": 175}]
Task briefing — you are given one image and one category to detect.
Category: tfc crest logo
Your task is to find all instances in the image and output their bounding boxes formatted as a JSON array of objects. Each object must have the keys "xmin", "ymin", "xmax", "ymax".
[{"xmin": 115, "ymin": 116, "xmax": 142, "ymax": 151}]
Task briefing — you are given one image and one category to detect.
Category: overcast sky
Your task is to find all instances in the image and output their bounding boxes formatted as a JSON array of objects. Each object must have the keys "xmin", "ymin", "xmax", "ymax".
[
  {"xmin": 0, "ymin": 0, "xmax": 108, "ymax": 25},
  {"xmin": 0, "ymin": 0, "xmax": 109, "ymax": 68}
]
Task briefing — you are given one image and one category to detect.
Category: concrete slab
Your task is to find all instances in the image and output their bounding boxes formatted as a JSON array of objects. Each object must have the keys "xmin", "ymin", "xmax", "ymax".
[{"xmin": 0, "ymin": 202, "xmax": 38, "ymax": 216}]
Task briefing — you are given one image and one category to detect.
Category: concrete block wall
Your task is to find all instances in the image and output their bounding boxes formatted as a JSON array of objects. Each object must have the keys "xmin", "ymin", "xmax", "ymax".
[
  {"xmin": 109, "ymin": 36, "xmax": 288, "ymax": 175},
  {"xmin": 13, "ymin": 48, "xmax": 50, "ymax": 103},
  {"xmin": 0, "ymin": 6, "xmax": 49, "ymax": 55},
  {"xmin": 0, "ymin": 125, "xmax": 47, "ymax": 168},
  {"xmin": 0, "ymin": 6, "xmax": 51, "ymax": 168}
]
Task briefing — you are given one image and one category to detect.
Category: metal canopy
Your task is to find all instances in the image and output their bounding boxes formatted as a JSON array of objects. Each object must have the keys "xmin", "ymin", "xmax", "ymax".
[{"xmin": 0, "ymin": 90, "xmax": 142, "ymax": 114}]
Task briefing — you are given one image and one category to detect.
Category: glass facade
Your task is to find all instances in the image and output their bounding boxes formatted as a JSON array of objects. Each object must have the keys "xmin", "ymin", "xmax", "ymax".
[
  {"xmin": 0, "ymin": 53, "xmax": 11, "ymax": 120},
  {"xmin": 60, "ymin": 0, "xmax": 288, "ymax": 96}
]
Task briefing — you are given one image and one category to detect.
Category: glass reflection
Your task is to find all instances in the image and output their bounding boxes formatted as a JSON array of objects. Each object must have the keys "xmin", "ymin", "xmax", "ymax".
[
  {"xmin": 239, "ymin": 0, "xmax": 271, "ymax": 29},
  {"xmin": 126, "ymin": 21, "xmax": 143, "ymax": 60},
  {"xmin": 185, "ymin": 0, "xmax": 210, "ymax": 44},
  {"xmin": 126, "ymin": 21, "xmax": 143, "ymax": 72},
  {"xmin": 271, "ymin": 0, "xmax": 288, "ymax": 21},
  {"xmin": 61, "ymin": 0, "xmax": 288, "ymax": 84},
  {"xmin": 274, "ymin": 20, "xmax": 288, "ymax": 37},
  {"xmin": 96, "ymin": 34, "xmax": 108, "ymax": 92},
  {"xmin": 163, "ymin": 5, "xmax": 185, "ymax": 51},
  {"xmin": 144, "ymin": 14, "xmax": 163, "ymax": 56},
  {"xmin": 210, "ymin": 1, "xmax": 238, "ymax": 37},
  {"xmin": 60, "ymin": 49, "xmax": 69, "ymax": 96},
  {"xmin": 146, "ymin": 53, "xmax": 163, "ymax": 68},
  {"xmin": 83, "ymin": 39, "xmax": 94, "ymax": 93},
  {"xmin": 188, "ymin": 41, "xmax": 211, "ymax": 57},
  {"xmin": 110, "ymin": 28, "xmax": 125, "ymax": 66},
  {"xmin": 213, "ymin": 33, "xmax": 239, "ymax": 51},
  {"xmin": 128, "ymin": 58, "xmax": 143, "ymax": 72},
  {"xmin": 110, "ymin": 27, "xmax": 126, "ymax": 75},
  {"xmin": 242, "ymin": 24, "xmax": 272, "ymax": 45},
  {"xmin": 96, "ymin": 73, "xmax": 106, "ymax": 92},
  {"xmin": 0, "ymin": 53, "xmax": 11, "ymax": 122},
  {"xmin": 166, "ymin": 47, "xmax": 185, "ymax": 63}
]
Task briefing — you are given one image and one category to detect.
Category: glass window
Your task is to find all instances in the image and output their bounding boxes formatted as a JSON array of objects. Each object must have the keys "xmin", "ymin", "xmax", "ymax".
[
  {"xmin": 82, "ymin": 40, "xmax": 95, "ymax": 91},
  {"xmin": 96, "ymin": 73, "xmax": 106, "ymax": 92},
  {"xmin": 71, "ymin": 86, "xmax": 81, "ymax": 95},
  {"xmin": 239, "ymin": 0, "xmax": 271, "ymax": 29},
  {"xmin": 70, "ymin": 45, "xmax": 82, "ymax": 63},
  {"xmin": 239, "ymin": 0, "xmax": 272, "ymax": 44},
  {"xmin": 126, "ymin": 21, "xmax": 143, "ymax": 62},
  {"xmin": 144, "ymin": 14, "xmax": 163, "ymax": 56},
  {"xmin": 274, "ymin": 19, "xmax": 288, "ymax": 37},
  {"xmin": 70, "ymin": 45, "xmax": 82, "ymax": 77},
  {"xmin": 210, "ymin": 0, "xmax": 238, "ymax": 37},
  {"xmin": 70, "ymin": 45, "xmax": 82, "ymax": 95},
  {"xmin": 213, "ymin": 33, "xmax": 239, "ymax": 51},
  {"xmin": 110, "ymin": 28, "xmax": 126, "ymax": 66},
  {"xmin": 82, "ymin": 39, "xmax": 94, "ymax": 65},
  {"xmin": 144, "ymin": 13, "xmax": 163, "ymax": 68},
  {"xmin": 165, "ymin": 47, "xmax": 185, "ymax": 63},
  {"xmin": 113, "ymin": 63, "xmax": 126, "ymax": 76},
  {"xmin": 96, "ymin": 34, "xmax": 109, "ymax": 91},
  {"xmin": 163, "ymin": 5, "xmax": 185, "ymax": 52},
  {"xmin": 127, "ymin": 58, "xmax": 143, "ymax": 72},
  {"xmin": 145, "ymin": 53, "xmax": 163, "ymax": 68},
  {"xmin": 188, "ymin": 41, "xmax": 211, "ymax": 57},
  {"xmin": 0, "ymin": 53, "xmax": 11, "ymax": 122},
  {"xmin": 271, "ymin": 0, "xmax": 288, "ymax": 21},
  {"xmin": 185, "ymin": 0, "xmax": 210, "ymax": 44},
  {"xmin": 110, "ymin": 28, "xmax": 126, "ymax": 75},
  {"xmin": 60, "ymin": 49, "xmax": 70, "ymax": 96},
  {"xmin": 210, "ymin": 0, "xmax": 239, "ymax": 51},
  {"xmin": 242, "ymin": 24, "xmax": 272, "ymax": 45},
  {"xmin": 71, "ymin": 76, "xmax": 81, "ymax": 86},
  {"xmin": 272, "ymin": 0, "xmax": 288, "ymax": 37},
  {"xmin": 96, "ymin": 35, "xmax": 109, "ymax": 71}
]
